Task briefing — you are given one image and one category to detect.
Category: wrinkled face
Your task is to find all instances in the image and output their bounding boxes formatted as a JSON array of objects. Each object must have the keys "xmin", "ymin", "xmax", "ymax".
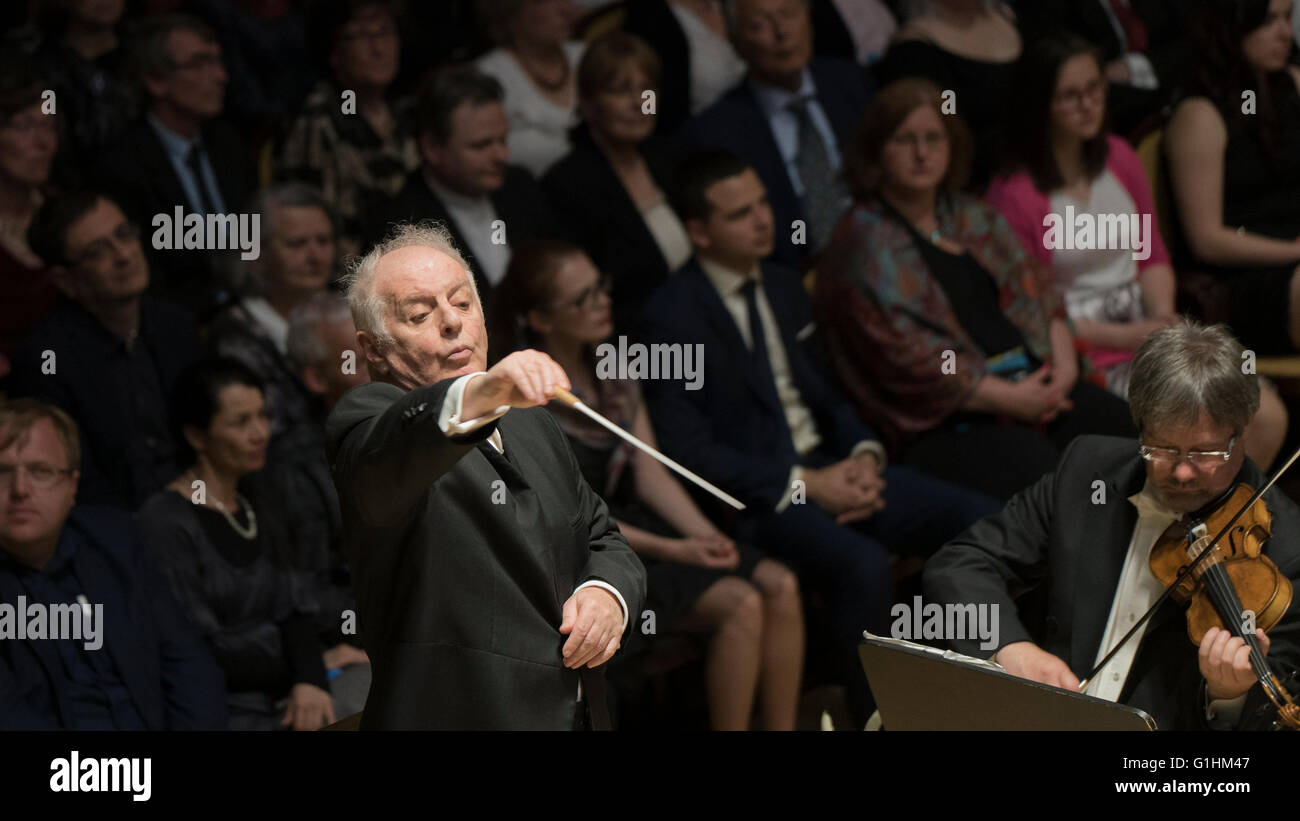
[
  {"xmin": 0, "ymin": 419, "xmax": 78, "ymax": 564},
  {"xmin": 263, "ymin": 205, "xmax": 335, "ymax": 295},
  {"xmin": 151, "ymin": 29, "xmax": 227, "ymax": 119},
  {"xmin": 362, "ymin": 245, "xmax": 487, "ymax": 389},
  {"xmin": 585, "ymin": 64, "xmax": 656, "ymax": 145},
  {"xmin": 186, "ymin": 384, "xmax": 270, "ymax": 477},
  {"xmin": 1050, "ymin": 54, "xmax": 1107, "ymax": 143},
  {"xmin": 0, "ymin": 102, "xmax": 57, "ymax": 189},
  {"xmin": 1242, "ymin": 0, "xmax": 1294, "ymax": 75},
  {"xmin": 62, "ymin": 198, "xmax": 150, "ymax": 303},
  {"xmin": 880, "ymin": 104, "xmax": 950, "ymax": 196},
  {"xmin": 731, "ymin": 0, "xmax": 813, "ymax": 84},
  {"xmin": 1142, "ymin": 411, "xmax": 1243, "ymax": 515},
  {"xmin": 423, "ymin": 101, "xmax": 510, "ymax": 196},
  {"xmin": 307, "ymin": 317, "xmax": 371, "ymax": 405},
  {"xmin": 690, "ymin": 168, "xmax": 775, "ymax": 264},
  {"xmin": 529, "ymin": 251, "xmax": 612, "ymax": 345},
  {"xmin": 332, "ymin": 5, "xmax": 400, "ymax": 88}
]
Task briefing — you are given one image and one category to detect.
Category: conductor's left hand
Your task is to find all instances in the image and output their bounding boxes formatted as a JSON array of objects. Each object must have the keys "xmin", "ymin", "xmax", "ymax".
[{"xmin": 560, "ymin": 586, "xmax": 624, "ymax": 669}]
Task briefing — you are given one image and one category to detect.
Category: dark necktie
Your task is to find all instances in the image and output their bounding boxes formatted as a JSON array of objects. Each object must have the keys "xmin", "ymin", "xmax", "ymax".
[
  {"xmin": 788, "ymin": 96, "xmax": 848, "ymax": 251},
  {"xmin": 740, "ymin": 278, "xmax": 795, "ymax": 455},
  {"xmin": 186, "ymin": 143, "xmax": 218, "ymax": 214},
  {"xmin": 1107, "ymin": 0, "xmax": 1148, "ymax": 53}
]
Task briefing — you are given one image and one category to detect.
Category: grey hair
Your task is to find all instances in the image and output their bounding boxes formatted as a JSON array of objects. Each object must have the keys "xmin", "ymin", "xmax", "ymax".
[
  {"xmin": 340, "ymin": 220, "xmax": 478, "ymax": 352},
  {"xmin": 238, "ymin": 182, "xmax": 337, "ymax": 295},
  {"xmin": 287, "ymin": 291, "xmax": 354, "ymax": 369},
  {"xmin": 722, "ymin": 0, "xmax": 810, "ymax": 31},
  {"xmin": 130, "ymin": 13, "xmax": 218, "ymax": 85},
  {"xmin": 1128, "ymin": 320, "xmax": 1260, "ymax": 435}
]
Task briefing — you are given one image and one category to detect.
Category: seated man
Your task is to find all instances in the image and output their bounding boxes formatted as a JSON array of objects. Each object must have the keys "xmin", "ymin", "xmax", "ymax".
[
  {"xmin": 11, "ymin": 191, "xmax": 203, "ymax": 510},
  {"xmin": 0, "ymin": 398, "xmax": 226, "ymax": 730},
  {"xmin": 925, "ymin": 321, "xmax": 1300, "ymax": 730},
  {"xmin": 640, "ymin": 150, "xmax": 998, "ymax": 726}
]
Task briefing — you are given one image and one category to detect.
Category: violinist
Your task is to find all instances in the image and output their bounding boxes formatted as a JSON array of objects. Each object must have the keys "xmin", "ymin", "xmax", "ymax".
[{"xmin": 924, "ymin": 320, "xmax": 1300, "ymax": 729}]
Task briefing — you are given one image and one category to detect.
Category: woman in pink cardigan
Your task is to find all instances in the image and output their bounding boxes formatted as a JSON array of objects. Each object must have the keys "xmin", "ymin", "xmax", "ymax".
[{"xmin": 987, "ymin": 33, "xmax": 1286, "ymax": 469}]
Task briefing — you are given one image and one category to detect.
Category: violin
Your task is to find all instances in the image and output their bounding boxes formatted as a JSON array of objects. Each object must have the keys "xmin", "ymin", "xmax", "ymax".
[{"xmin": 1148, "ymin": 483, "xmax": 1300, "ymax": 729}]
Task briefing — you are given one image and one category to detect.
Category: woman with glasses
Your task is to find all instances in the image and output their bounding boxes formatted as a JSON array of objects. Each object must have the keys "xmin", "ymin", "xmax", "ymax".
[
  {"xmin": 1165, "ymin": 0, "xmax": 1300, "ymax": 357},
  {"xmin": 138, "ymin": 358, "xmax": 369, "ymax": 730},
  {"xmin": 489, "ymin": 240, "xmax": 804, "ymax": 730},
  {"xmin": 987, "ymin": 32, "xmax": 1288, "ymax": 472},
  {"xmin": 814, "ymin": 78, "xmax": 1135, "ymax": 502},
  {"xmin": 542, "ymin": 31, "xmax": 691, "ymax": 335}
]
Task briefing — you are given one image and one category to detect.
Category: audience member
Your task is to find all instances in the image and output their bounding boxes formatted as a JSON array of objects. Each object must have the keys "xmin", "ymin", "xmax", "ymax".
[
  {"xmin": 1015, "ymin": 0, "xmax": 1190, "ymax": 136},
  {"xmin": 0, "ymin": 398, "xmax": 226, "ymax": 730},
  {"xmin": 815, "ymin": 79, "xmax": 1136, "ymax": 502},
  {"xmin": 279, "ymin": 0, "xmax": 418, "ymax": 257},
  {"xmin": 474, "ymin": 0, "xmax": 586, "ymax": 177},
  {"xmin": 1164, "ymin": 0, "xmax": 1300, "ymax": 356},
  {"xmin": 686, "ymin": 0, "xmax": 871, "ymax": 266},
  {"xmin": 876, "ymin": 0, "xmax": 1021, "ymax": 191},
  {"xmin": 11, "ymin": 191, "xmax": 202, "ymax": 510},
  {"xmin": 493, "ymin": 239, "xmax": 804, "ymax": 730},
  {"xmin": 987, "ymin": 32, "xmax": 1288, "ymax": 470},
  {"xmin": 641, "ymin": 149, "xmax": 998, "ymax": 726},
  {"xmin": 0, "ymin": 57, "xmax": 61, "ymax": 378},
  {"xmin": 367, "ymin": 67, "xmax": 552, "ymax": 295},
  {"xmin": 95, "ymin": 13, "xmax": 255, "ymax": 321},
  {"xmin": 542, "ymin": 32, "xmax": 690, "ymax": 335},
  {"xmin": 137, "ymin": 357, "xmax": 369, "ymax": 730}
]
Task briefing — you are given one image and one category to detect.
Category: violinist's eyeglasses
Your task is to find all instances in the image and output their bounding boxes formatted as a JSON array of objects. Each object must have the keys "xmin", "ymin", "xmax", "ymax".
[{"xmin": 1139, "ymin": 436, "xmax": 1235, "ymax": 468}]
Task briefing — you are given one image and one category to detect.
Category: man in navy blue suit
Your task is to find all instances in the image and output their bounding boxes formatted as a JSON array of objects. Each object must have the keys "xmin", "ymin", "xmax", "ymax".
[
  {"xmin": 641, "ymin": 151, "xmax": 998, "ymax": 726},
  {"xmin": 0, "ymin": 398, "xmax": 226, "ymax": 729},
  {"xmin": 684, "ymin": 0, "xmax": 871, "ymax": 266}
]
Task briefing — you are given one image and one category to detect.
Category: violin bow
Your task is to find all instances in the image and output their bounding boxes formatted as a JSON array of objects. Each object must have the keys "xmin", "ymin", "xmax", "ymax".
[{"xmin": 550, "ymin": 386, "xmax": 746, "ymax": 511}]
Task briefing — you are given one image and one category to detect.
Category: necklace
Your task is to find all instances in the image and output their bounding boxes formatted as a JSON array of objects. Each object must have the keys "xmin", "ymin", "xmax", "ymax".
[
  {"xmin": 186, "ymin": 470, "xmax": 258, "ymax": 540},
  {"xmin": 516, "ymin": 48, "xmax": 570, "ymax": 91}
]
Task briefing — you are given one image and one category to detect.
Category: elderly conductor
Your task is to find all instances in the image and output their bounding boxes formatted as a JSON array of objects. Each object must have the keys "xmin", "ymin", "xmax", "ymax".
[{"xmin": 326, "ymin": 222, "xmax": 646, "ymax": 729}]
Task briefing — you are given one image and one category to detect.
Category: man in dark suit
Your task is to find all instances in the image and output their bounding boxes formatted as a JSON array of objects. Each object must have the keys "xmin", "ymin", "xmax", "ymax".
[
  {"xmin": 0, "ymin": 399, "xmax": 226, "ymax": 730},
  {"xmin": 11, "ymin": 192, "xmax": 203, "ymax": 510},
  {"xmin": 640, "ymin": 151, "xmax": 997, "ymax": 726},
  {"xmin": 95, "ymin": 14, "xmax": 255, "ymax": 320},
  {"xmin": 1016, "ymin": 0, "xmax": 1190, "ymax": 135},
  {"xmin": 685, "ymin": 0, "xmax": 871, "ymax": 266},
  {"xmin": 925, "ymin": 322, "xmax": 1300, "ymax": 730},
  {"xmin": 365, "ymin": 67, "xmax": 552, "ymax": 298},
  {"xmin": 326, "ymin": 222, "xmax": 645, "ymax": 729}
]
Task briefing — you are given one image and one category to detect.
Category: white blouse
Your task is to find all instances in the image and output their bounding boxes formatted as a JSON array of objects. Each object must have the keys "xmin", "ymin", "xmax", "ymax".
[{"xmin": 476, "ymin": 41, "xmax": 586, "ymax": 178}]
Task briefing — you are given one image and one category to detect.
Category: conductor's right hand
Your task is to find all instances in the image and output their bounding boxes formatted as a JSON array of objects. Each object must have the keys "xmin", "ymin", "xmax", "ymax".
[
  {"xmin": 994, "ymin": 641, "xmax": 1081, "ymax": 691},
  {"xmin": 462, "ymin": 350, "xmax": 571, "ymax": 419}
]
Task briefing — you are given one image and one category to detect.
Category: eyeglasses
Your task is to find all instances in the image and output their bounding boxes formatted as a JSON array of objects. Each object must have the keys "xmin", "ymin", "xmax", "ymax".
[
  {"xmin": 1054, "ymin": 79, "xmax": 1107, "ymax": 110},
  {"xmin": 560, "ymin": 276, "xmax": 611, "ymax": 311},
  {"xmin": 170, "ymin": 52, "xmax": 224, "ymax": 72},
  {"xmin": 1138, "ymin": 436, "xmax": 1236, "ymax": 469},
  {"xmin": 887, "ymin": 130, "xmax": 949, "ymax": 150},
  {"xmin": 0, "ymin": 463, "xmax": 75, "ymax": 490},
  {"xmin": 67, "ymin": 220, "xmax": 139, "ymax": 267},
  {"xmin": 337, "ymin": 23, "xmax": 398, "ymax": 44}
]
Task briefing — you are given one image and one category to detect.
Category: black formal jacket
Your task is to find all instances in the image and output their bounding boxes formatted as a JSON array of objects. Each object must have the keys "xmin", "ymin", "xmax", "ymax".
[
  {"xmin": 364, "ymin": 167, "xmax": 553, "ymax": 297},
  {"xmin": 0, "ymin": 505, "xmax": 227, "ymax": 730},
  {"xmin": 542, "ymin": 127, "xmax": 682, "ymax": 335},
  {"xmin": 326, "ymin": 377, "xmax": 646, "ymax": 729},
  {"xmin": 684, "ymin": 58, "xmax": 872, "ymax": 266},
  {"xmin": 8, "ymin": 295, "xmax": 203, "ymax": 510},
  {"xmin": 638, "ymin": 257, "xmax": 877, "ymax": 512},
  {"xmin": 924, "ymin": 435, "xmax": 1300, "ymax": 730},
  {"xmin": 94, "ymin": 117, "xmax": 255, "ymax": 319}
]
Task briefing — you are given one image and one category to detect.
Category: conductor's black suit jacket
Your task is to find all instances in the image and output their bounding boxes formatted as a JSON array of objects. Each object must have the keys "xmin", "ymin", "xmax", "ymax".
[
  {"xmin": 326, "ymin": 377, "xmax": 646, "ymax": 729},
  {"xmin": 924, "ymin": 435, "xmax": 1300, "ymax": 730}
]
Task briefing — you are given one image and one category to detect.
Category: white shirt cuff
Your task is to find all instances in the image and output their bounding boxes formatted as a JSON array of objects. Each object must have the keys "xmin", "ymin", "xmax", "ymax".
[
  {"xmin": 574, "ymin": 580, "xmax": 629, "ymax": 635},
  {"xmin": 1124, "ymin": 53, "xmax": 1159, "ymax": 90},
  {"xmin": 438, "ymin": 372, "xmax": 510, "ymax": 436},
  {"xmin": 1206, "ymin": 691, "xmax": 1249, "ymax": 729},
  {"xmin": 850, "ymin": 440, "xmax": 887, "ymax": 470}
]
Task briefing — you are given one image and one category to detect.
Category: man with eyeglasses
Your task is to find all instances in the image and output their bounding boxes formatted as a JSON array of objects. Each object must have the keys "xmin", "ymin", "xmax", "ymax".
[
  {"xmin": 7, "ymin": 191, "xmax": 202, "ymax": 510},
  {"xmin": 93, "ymin": 13, "xmax": 254, "ymax": 321},
  {"xmin": 0, "ymin": 398, "xmax": 225, "ymax": 729},
  {"xmin": 924, "ymin": 320, "xmax": 1300, "ymax": 729}
]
